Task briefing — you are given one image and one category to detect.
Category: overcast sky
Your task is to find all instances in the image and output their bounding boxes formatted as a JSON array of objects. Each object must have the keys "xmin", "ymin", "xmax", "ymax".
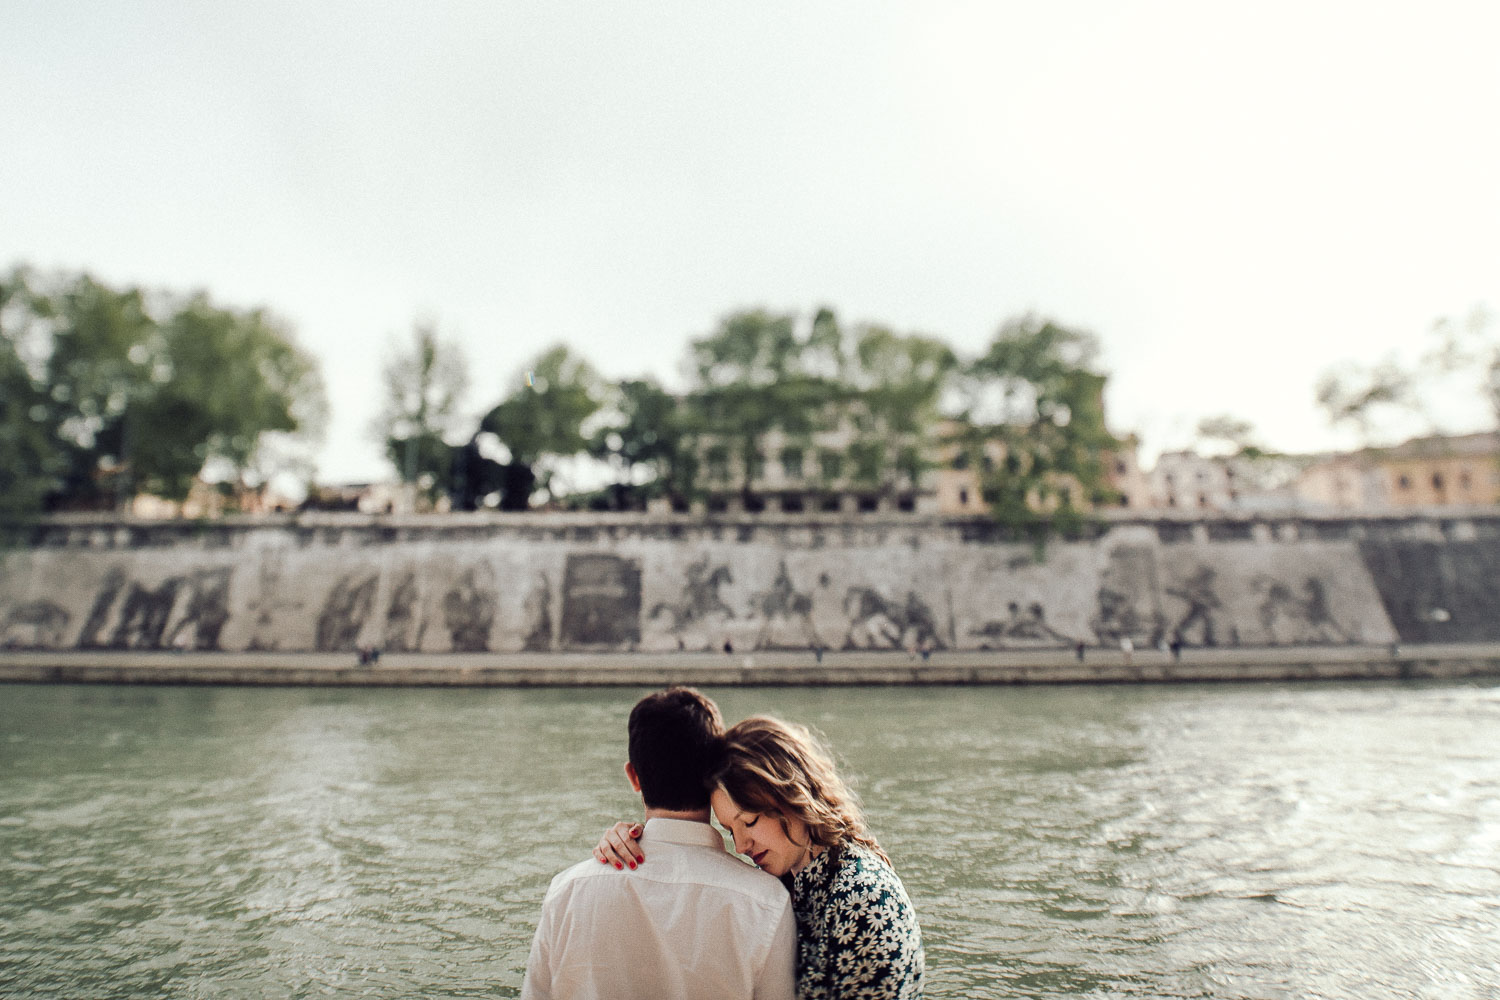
[{"xmin": 5, "ymin": 1, "xmax": 1498, "ymax": 483}]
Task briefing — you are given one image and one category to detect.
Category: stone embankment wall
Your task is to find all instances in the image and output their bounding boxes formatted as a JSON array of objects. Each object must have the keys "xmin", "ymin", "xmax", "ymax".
[{"xmin": 1, "ymin": 510, "xmax": 1496, "ymax": 655}]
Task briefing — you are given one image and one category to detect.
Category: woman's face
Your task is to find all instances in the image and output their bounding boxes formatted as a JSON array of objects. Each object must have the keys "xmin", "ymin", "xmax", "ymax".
[{"xmin": 711, "ymin": 787, "xmax": 813, "ymax": 877}]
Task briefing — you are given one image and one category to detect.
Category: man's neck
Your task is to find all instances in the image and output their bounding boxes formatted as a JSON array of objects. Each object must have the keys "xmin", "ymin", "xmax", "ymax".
[{"xmin": 643, "ymin": 806, "xmax": 711, "ymax": 823}]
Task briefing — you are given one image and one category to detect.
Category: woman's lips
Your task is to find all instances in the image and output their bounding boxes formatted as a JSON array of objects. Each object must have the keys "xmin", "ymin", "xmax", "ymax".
[{"xmin": 752, "ymin": 851, "xmax": 769, "ymax": 867}]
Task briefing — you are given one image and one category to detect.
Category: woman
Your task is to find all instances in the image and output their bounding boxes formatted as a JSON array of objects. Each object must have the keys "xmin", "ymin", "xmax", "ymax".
[{"xmin": 596, "ymin": 715, "xmax": 926, "ymax": 999}]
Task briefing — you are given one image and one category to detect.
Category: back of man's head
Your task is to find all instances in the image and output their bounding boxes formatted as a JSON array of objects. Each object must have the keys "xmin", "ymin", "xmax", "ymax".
[{"xmin": 627, "ymin": 687, "xmax": 725, "ymax": 811}]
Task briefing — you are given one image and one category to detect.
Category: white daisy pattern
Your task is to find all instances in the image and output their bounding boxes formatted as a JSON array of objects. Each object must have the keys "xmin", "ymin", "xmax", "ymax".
[{"xmin": 785, "ymin": 842, "xmax": 925, "ymax": 999}]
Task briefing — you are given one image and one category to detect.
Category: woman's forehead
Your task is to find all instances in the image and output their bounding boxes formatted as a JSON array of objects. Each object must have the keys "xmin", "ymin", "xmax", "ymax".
[{"xmin": 710, "ymin": 787, "xmax": 749, "ymax": 816}]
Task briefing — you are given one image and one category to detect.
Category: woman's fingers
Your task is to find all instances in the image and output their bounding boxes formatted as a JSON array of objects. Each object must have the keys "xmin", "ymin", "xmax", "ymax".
[{"xmin": 594, "ymin": 821, "xmax": 646, "ymax": 869}]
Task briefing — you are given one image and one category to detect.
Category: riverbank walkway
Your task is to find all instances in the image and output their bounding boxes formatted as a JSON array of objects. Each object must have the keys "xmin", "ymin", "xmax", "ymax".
[{"xmin": 2, "ymin": 643, "xmax": 1499, "ymax": 687}]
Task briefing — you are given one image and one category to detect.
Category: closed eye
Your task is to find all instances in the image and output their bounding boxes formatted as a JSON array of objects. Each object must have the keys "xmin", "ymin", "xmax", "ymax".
[{"xmin": 743, "ymin": 816, "xmax": 759, "ymax": 828}]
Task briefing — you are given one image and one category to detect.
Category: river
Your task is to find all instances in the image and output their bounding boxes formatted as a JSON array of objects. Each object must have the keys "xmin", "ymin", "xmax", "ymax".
[{"xmin": 2, "ymin": 680, "xmax": 1497, "ymax": 998}]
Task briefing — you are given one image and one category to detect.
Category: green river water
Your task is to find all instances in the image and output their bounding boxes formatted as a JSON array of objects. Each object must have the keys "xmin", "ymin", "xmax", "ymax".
[{"xmin": 2, "ymin": 680, "xmax": 1498, "ymax": 998}]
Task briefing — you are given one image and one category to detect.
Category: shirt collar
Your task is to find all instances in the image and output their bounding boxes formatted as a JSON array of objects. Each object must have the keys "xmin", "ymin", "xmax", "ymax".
[{"xmin": 641, "ymin": 816, "xmax": 728, "ymax": 851}]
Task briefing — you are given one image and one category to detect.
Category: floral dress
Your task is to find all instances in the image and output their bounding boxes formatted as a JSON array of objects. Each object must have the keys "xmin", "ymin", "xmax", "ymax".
[{"xmin": 783, "ymin": 841, "xmax": 925, "ymax": 999}]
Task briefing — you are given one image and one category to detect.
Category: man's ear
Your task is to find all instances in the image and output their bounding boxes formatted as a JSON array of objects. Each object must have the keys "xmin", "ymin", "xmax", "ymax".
[{"xmin": 624, "ymin": 761, "xmax": 642, "ymax": 793}]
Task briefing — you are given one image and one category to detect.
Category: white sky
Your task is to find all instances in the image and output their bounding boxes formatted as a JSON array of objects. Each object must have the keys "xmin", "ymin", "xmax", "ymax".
[{"xmin": 4, "ymin": 1, "xmax": 1498, "ymax": 482}]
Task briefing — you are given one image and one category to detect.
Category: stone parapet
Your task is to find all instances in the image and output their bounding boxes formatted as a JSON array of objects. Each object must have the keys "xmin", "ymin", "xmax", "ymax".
[{"xmin": 2, "ymin": 508, "xmax": 1498, "ymax": 655}]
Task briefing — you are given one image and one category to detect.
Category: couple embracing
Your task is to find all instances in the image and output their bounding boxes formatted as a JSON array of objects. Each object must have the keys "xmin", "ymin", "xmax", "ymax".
[{"xmin": 522, "ymin": 686, "xmax": 925, "ymax": 999}]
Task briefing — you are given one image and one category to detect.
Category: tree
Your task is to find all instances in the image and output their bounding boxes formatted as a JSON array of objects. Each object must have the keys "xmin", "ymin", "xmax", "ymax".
[
  {"xmin": 0, "ymin": 264, "xmax": 326, "ymax": 514},
  {"xmin": 1316, "ymin": 305, "xmax": 1498, "ymax": 444},
  {"xmin": 685, "ymin": 308, "xmax": 848, "ymax": 492},
  {"xmin": 1314, "ymin": 359, "xmax": 1414, "ymax": 443},
  {"xmin": 588, "ymin": 377, "xmax": 689, "ymax": 508},
  {"xmin": 372, "ymin": 322, "xmax": 470, "ymax": 506},
  {"xmin": 0, "ymin": 268, "xmax": 61, "ymax": 519},
  {"xmin": 35, "ymin": 270, "xmax": 159, "ymax": 508},
  {"xmin": 479, "ymin": 344, "xmax": 603, "ymax": 509},
  {"xmin": 844, "ymin": 325, "xmax": 957, "ymax": 490},
  {"xmin": 1195, "ymin": 414, "xmax": 1265, "ymax": 457},
  {"xmin": 139, "ymin": 294, "xmax": 326, "ymax": 502},
  {"xmin": 953, "ymin": 315, "xmax": 1119, "ymax": 538}
]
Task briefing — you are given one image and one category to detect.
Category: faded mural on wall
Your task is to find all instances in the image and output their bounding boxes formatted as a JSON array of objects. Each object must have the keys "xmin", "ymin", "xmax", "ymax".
[
  {"xmin": 0, "ymin": 524, "xmax": 1448, "ymax": 653},
  {"xmin": 560, "ymin": 554, "xmax": 641, "ymax": 649},
  {"xmin": 74, "ymin": 566, "xmax": 234, "ymax": 651},
  {"xmin": 1, "ymin": 600, "xmax": 70, "ymax": 648}
]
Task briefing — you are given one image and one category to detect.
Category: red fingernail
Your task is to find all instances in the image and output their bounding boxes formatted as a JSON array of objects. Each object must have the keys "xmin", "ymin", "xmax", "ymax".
[
  {"xmin": 627, "ymin": 861, "xmax": 636, "ymax": 870},
  {"xmin": 599, "ymin": 857, "xmax": 609, "ymax": 864},
  {"xmin": 614, "ymin": 862, "xmax": 623, "ymax": 870},
  {"xmin": 635, "ymin": 856, "xmax": 644, "ymax": 865}
]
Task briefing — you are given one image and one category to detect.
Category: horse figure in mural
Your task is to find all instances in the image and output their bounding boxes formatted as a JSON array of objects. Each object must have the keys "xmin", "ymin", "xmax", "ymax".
[
  {"xmin": 649, "ymin": 558, "xmax": 736, "ymax": 633},
  {"xmin": 1089, "ymin": 585, "xmax": 1158, "ymax": 647},
  {"xmin": 841, "ymin": 587, "xmax": 944, "ymax": 651},
  {"xmin": 971, "ymin": 600, "xmax": 1073, "ymax": 649},
  {"xmin": 748, "ymin": 562, "xmax": 821, "ymax": 649},
  {"xmin": 1255, "ymin": 575, "xmax": 1352, "ymax": 644}
]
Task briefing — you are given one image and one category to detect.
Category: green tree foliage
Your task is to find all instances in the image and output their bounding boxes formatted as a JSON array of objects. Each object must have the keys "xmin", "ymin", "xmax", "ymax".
[
  {"xmin": 953, "ymin": 315, "xmax": 1119, "ymax": 537},
  {"xmin": 686, "ymin": 309, "xmax": 847, "ymax": 488},
  {"xmin": 588, "ymin": 378, "xmax": 689, "ymax": 508},
  {"xmin": 0, "ymin": 264, "xmax": 326, "ymax": 516},
  {"xmin": 140, "ymin": 295, "xmax": 326, "ymax": 501},
  {"xmin": 845, "ymin": 325, "xmax": 957, "ymax": 487},
  {"xmin": 372, "ymin": 322, "xmax": 470, "ymax": 505},
  {"xmin": 0, "ymin": 269, "xmax": 62, "ymax": 519},
  {"xmin": 479, "ymin": 345, "xmax": 603, "ymax": 510},
  {"xmin": 684, "ymin": 308, "xmax": 955, "ymax": 496},
  {"xmin": 849, "ymin": 327, "xmax": 955, "ymax": 428}
]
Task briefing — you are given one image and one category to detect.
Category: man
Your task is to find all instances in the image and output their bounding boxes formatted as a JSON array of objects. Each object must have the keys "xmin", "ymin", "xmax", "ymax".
[{"xmin": 521, "ymin": 687, "xmax": 797, "ymax": 1000}]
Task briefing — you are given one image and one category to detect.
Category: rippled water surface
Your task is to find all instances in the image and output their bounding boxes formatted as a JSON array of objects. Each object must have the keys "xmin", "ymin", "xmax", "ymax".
[{"xmin": 3, "ymin": 680, "xmax": 1498, "ymax": 998}]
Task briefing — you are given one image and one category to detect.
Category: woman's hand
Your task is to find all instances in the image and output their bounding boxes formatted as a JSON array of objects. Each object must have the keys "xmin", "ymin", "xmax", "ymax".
[{"xmin": 593, "ymin": 821, "xmax": 645, "ymax": 870}]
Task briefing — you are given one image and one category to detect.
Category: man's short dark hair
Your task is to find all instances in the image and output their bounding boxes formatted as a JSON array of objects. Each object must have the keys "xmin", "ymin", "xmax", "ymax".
[{"xmin": 627, "ymin": 687, "xmax": 725, "ymax": 811}]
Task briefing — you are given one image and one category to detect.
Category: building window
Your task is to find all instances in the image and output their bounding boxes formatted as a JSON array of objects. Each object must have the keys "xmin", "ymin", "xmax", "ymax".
[
  {"xmin": 820, "ymin": 451, "xmax": 843, "ymax": 480},
  {"xmin": 1460, "ymin": 469, "xmax": 1473, "ymax": 489},
  {"xmin": 745, "ymin": 449, "xmax": 764, "ymax": 481},
  {"xmin": 1397, "ymin": 475, "xmax": 1412, "ymax": 490},
  {"xmin": 1115, "ymin": 460, "xmax": 1128, "ymax": 475},
  {"xmin": 850, "ymin": 442, "xmax": 882, "ymax": 483},
  {"xmin": 1118, "ymin": 493, "xmax": 1130, "ymax": 506},
  {"xmin": 951, "ymin": 452, "xmax": 969, "ymax": 471},
  {"xmin": 1432, "ymin": 472, "xmax": 1445, "ymax": 491},
  {"xmin": 896, "ymin": 447, "xmax": 921, "ymax": 486},
  {"xmin": 958, "ymin": 488, "xmax": 969, "ymax": 506},
  {"xmin": 781, "ymin": 447, "xmax": 803, "ymax": 480},
  {"xmin": 706, "ymin": 446, "xmax": 729, "ymax": 482}
]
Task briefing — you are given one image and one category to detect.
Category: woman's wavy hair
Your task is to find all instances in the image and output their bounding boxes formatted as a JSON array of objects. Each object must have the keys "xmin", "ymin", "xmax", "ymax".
[{"xmin": 712, "ymin": 715, "xmax": 888, "ymax": 865}]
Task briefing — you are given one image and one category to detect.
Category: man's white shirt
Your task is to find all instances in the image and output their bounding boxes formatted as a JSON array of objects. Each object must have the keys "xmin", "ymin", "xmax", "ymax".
[{"xmin": 521, "ymin": 817, "xmax": 797, "ymax": 1000}]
